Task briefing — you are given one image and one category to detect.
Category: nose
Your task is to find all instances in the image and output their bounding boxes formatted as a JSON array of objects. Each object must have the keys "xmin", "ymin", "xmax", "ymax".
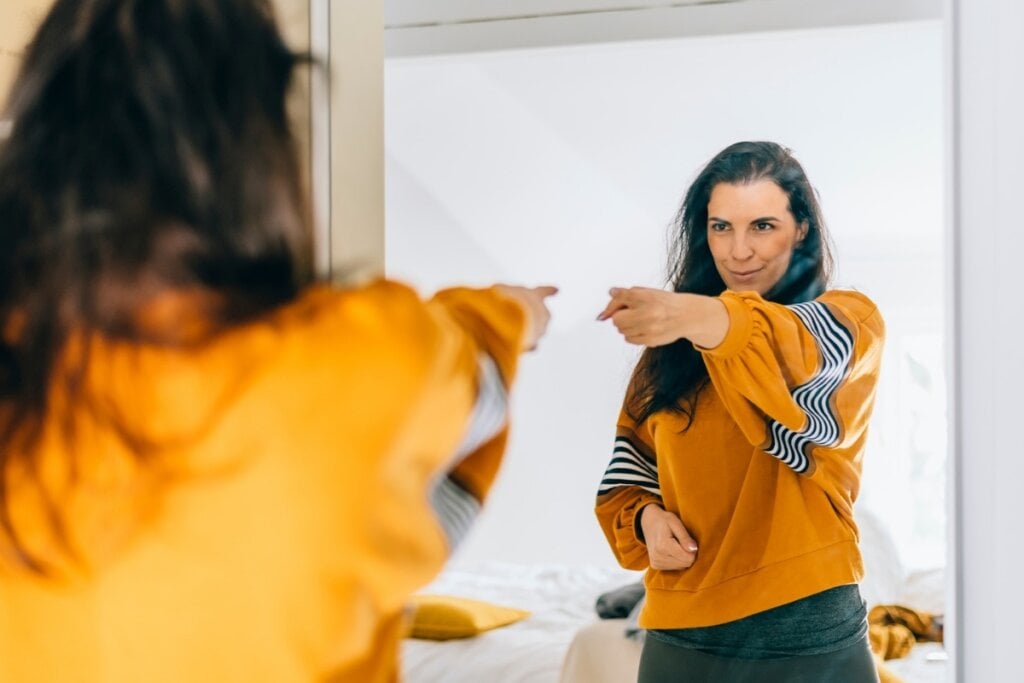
[{"xmin": 730, "ymin": 232, "xmax": 754, "ymax": 261}]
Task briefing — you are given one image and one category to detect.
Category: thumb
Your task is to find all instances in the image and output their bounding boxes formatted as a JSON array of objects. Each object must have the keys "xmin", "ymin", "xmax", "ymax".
[{"xmin": 665, "ymin": 514, "xmax": 698, "ymax": 552}]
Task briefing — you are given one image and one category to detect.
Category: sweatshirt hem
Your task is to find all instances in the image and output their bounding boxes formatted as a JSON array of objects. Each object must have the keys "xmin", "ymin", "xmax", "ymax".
[{"xmin": 639, "ymin": 540, "xmax": 863, "ymax": 629}]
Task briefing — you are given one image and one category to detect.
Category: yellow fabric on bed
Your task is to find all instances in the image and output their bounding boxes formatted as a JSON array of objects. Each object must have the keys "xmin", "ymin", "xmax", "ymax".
[{"xmin": 407, "ymin": 595, "xmax": 530, "ymax": 640}]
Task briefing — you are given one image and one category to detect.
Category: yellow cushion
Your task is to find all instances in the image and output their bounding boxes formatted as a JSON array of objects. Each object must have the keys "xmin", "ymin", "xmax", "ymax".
[{"xmin": 406, "ymin": 594, "xmax": 530, "ymax": 640}]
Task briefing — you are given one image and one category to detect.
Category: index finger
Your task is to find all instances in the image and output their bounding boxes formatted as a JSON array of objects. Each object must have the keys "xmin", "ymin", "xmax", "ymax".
[
  {"xmin": 596, "ymin": 299, "xmax": 627, "ymax": 322},
  {"xmin": 597, "ymin": 287, "xmax": 631, "ymax": 321}
]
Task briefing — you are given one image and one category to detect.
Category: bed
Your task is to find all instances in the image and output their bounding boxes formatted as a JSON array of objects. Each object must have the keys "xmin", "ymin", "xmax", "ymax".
[
  {"xmin": 401, "ymin": 561, "xmax": 638, "ymax": 683},
  {"xmin": 401, "ymin": 510, "xmax": 947, "ymax": 683}
]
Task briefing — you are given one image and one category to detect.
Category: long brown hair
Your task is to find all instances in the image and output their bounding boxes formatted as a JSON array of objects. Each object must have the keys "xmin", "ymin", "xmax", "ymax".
[
  {"xmin": 627, "ymin": 141, "xmax": 834, "ymax": 426},
  {"xmin": 0, "ymin": 0, "xmax": 314, "ymax": 569}
]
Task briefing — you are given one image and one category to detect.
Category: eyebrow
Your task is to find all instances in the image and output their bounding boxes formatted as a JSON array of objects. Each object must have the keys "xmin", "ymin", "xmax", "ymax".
[{"xmin": 707, "ymin": 216, "xmax": 781, "ymax": 224}]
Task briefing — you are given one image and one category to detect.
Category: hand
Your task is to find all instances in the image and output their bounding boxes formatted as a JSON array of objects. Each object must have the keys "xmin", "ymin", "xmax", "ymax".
[
  {"xmin": 639, "ymin": 504, "xmax": 698, "ymax": 571},
  {"xmin": 494, "ymin": 285, "xmax": 559, "ymax": 351},
  {"xmin": 596, "ymin": 287, "xmax": 686, "ymax": 347}
]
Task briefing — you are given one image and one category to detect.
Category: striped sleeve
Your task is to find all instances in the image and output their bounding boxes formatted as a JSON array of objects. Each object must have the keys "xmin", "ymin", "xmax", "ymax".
[
  {"xmin": 428, "ymin": 354, "xmax": 506, "ymax": 549},
  {"xmin": 760, "ymin": 301, "xmax": 853, "ymax": 473},
  {"xmin": 597, "ymin": 430, "xmax": 661, "ymax": 497},
  {"xmin": 700, "ymin": 290, "xmax": 884, "ymax": 476},
  {"xmin": 595, "ymin": 416, "xmax": 663, "ymax": 570}
]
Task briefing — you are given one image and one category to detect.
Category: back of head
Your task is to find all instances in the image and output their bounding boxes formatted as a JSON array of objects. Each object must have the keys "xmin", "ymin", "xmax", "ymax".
[
  {"xmin": 0, "ymin": 0, "xmax": 312, "ymax": 563},
  {"xmin": 0, "ymin": 0, "xmax": 312, "ymax": 336}
]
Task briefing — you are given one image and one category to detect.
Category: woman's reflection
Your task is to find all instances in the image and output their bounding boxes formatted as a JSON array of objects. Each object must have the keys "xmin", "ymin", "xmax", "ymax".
[{"xmin": 596, "ymin": 141, "xmax": 885, "ymax": 682}]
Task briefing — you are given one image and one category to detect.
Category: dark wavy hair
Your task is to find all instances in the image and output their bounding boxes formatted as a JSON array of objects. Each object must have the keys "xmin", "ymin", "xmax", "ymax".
[
  {"xmin": 0, "ymin": 0, "xmax": 313, "ymax": 569},
  {"xmin": 626, "ymin": 141, "xmax": 834, "ymax": 426}
]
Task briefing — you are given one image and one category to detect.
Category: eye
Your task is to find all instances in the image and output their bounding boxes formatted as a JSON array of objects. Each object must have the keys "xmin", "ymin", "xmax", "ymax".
[
  {"xmin": 755, "ymin": 222, "xmax": 774, "ymax": 231},
  {"xmin": 709, "ymin": 222, "xmax": 729, "ymax": 232}
]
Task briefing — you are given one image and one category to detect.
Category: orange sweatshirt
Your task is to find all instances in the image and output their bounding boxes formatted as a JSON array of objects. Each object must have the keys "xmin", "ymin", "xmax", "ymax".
[
  {"xmin": 0, "ymin": 280, "xmax": 526, "ymax": 683},
  {"xmin": 596, "ymin": 290, "xmax": 885, "ymax": 628}
]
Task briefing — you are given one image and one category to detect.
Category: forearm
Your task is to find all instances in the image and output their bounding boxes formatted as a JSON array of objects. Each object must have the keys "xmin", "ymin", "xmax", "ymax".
[{"xmin": 674, "ymin": 293, "xmax": 729, "ymax": 349}]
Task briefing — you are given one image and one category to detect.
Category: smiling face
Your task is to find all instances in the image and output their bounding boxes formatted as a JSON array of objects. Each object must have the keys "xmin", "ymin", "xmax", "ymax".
[{"xmin": 706, "ymin": 180, "xmax": 808, "ymax": 295}]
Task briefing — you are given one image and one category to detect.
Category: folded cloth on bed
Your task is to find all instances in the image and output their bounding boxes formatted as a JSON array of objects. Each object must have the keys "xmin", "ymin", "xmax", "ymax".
[
  {"xmin": 406, "ymin": 594, "xmax": 530, "ymax": 641},
  {"xmin": 868, "ymin": 604, "xmax": 943, "ymax": 660},
  {"xmin": 594, "ymin": 581, "xmax": 645, "ymax": 619}
]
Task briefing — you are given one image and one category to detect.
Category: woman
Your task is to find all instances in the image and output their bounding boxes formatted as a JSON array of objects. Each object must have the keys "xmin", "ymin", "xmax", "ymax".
[
  {"xmin": 596, "ymin": 141, "xmax": 884, "ymax": 681},
  {"xmin": 0, "ymin": 1, "xmax": 555, "ymax": 681}
]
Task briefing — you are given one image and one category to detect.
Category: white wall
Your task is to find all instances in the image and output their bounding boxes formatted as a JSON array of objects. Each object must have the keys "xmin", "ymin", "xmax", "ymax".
[
  {"xmin": 385, "ymin": 21, "xmax": 945, "ymax": 568},
  {"xmin": 0, "ymin": 0, "xmax": 51, "ymax": 105},
  {"xmin": 951, "ymin": 0, "xmax": 1024, "ymax": 679}
]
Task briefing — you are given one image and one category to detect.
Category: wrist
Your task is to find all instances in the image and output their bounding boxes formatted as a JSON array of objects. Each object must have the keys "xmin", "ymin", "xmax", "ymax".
[
  {"xmin": 676, "ymin": 293, "xmax": 728, "ymax": 349},
  {"xmin": 672, "ymin": 293, "xmax": 697, "ymax": 342},
  {"xmin": 635, "ymin": 502, "xmax": 662, "ymax": 543}
]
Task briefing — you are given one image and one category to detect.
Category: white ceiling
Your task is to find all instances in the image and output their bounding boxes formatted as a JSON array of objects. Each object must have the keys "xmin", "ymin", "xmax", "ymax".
[
  {"xmin": 384, "ymin": 0, "xmax": 943, "ymax": 57},
  {"xmin": 385, "ymin": 0, "xmax": 734, "ymax": 28}
]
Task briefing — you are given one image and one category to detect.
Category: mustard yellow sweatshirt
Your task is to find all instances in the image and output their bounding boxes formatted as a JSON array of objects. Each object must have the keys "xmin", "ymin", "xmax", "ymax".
[
  {"xmin": 0, "ymin": 280, "xmax": 526, "ymax": 683},
  {"xmin": 596, "ymin": 290, "xmax": 885, "ymax": 628}
]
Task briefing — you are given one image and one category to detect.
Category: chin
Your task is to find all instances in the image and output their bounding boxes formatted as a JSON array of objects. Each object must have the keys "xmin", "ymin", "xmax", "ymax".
[{"xmin": 726, "ymin": 281, "xmax": 768, "ymax": 295}]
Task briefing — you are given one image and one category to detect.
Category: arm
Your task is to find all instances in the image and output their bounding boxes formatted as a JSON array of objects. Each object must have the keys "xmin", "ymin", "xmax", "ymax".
[
  {"xmin": 594, "ymin": 422, "xmax": 699, "ymax": 571},
  {"xmin": 422, "ymin": 285, "xmax": 558, "ymax": 549},
  {"xmin": 597, "ymin": 287, "xmax": 729, "ymax": 349},
  {"xmin": 598, "ymin": 286, "xmax": 884, "ymax": 481},
  {"xmin": 595, "ymin": 417, "xmax": 662, "ymax": 570},
  {"xmin": 342, "ymin": 282, "xmax": 553, "ymax": 614},
  {"xmin": 701, "ymin": 290, "xmax": 885, "ymax": 479}
]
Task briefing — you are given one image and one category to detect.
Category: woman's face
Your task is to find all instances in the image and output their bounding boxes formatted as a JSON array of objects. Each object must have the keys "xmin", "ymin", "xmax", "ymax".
[{"xmin": 706, "ymin": 180, "xmax": 808, "ymax": 295}]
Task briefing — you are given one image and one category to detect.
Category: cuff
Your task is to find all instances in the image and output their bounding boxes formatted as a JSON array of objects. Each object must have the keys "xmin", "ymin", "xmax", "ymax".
[{"xmin": 696, "ymin": 290, "xmax": 755, "ymax": 359}]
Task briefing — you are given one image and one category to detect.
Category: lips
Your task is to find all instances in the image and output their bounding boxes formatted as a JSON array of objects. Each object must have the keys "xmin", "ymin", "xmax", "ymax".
[{"xmin": 729, "ymin": 268, "xmax": 763, "ymax": 279}]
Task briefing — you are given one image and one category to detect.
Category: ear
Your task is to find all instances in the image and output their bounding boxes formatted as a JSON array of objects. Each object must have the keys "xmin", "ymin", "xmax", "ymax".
[{"xmin": 796, "ymin": 221, "xmax": 810, "ymax": 243}]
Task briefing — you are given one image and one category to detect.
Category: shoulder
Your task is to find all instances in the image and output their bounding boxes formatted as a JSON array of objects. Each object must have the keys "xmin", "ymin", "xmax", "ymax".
[
  {"xmin": 273, "ymin": 279, "xmax": 448, "ymax": 380},
  {"xmin": 816, "ymin": 290, "xmax": 884, "ymax": 329},
  {"xmin": 289, "ymin": 279, "xmax": 433, "ymax": 336},
  {"xmin": 810, "ymin": 290, "xmax": 885, "ymax": 355}
]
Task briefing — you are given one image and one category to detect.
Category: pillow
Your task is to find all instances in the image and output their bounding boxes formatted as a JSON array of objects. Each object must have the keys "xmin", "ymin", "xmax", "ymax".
[
  {"xmin": 406, "ymin": 594, "xmax": 530, "ymax": 640},
  {"xmin": 595, "ymin": 581, "xmax": 645, "ymax": 619},
  {"xmin": 855, "ymin": 505, "xmax": 906, "ymax": 609}
]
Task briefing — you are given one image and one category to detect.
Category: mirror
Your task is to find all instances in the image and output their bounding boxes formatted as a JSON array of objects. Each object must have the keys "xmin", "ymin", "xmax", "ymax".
[{"xmin": 383, "ymin": 2, "xmax": 949, "ymax": 682}]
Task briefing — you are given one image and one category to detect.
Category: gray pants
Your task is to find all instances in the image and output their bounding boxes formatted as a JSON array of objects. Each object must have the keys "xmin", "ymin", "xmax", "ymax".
[{"xmin": 637, "ymin": 634, "xmax": 880, "ymax": 683}]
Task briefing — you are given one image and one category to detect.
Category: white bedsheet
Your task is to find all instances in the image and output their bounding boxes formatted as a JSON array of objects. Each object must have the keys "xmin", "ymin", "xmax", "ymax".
[
  {"xmin": 401, "ymin": 561, "xmax": 637, "ymax": 683},
  {"xmin": 885, "ymin": 642, "xmax": 949, "ymax": 682},
  {"xmin": 401, "ymin": 560, "xmax": 949, "ymax": 683}
]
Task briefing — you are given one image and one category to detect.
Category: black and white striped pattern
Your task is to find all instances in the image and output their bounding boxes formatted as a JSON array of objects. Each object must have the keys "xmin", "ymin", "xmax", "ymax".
[
  {"xmin": 763, "ymin": 301, "xmax": 854, "ymax": 474},
  {"xmin": 452, "ymin": 354, "xmax": 508, "ymax": 462},
  {"xmin": 430, "ymin": 476, "xmax": 482, "ymax": 549},
  {"xmin": 597, "ymin": 436, "xmax": 660, "ymax": 497},
  {"xmin": 430, "ymin": 353, "xmax": 507, "ymax": 548}
]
